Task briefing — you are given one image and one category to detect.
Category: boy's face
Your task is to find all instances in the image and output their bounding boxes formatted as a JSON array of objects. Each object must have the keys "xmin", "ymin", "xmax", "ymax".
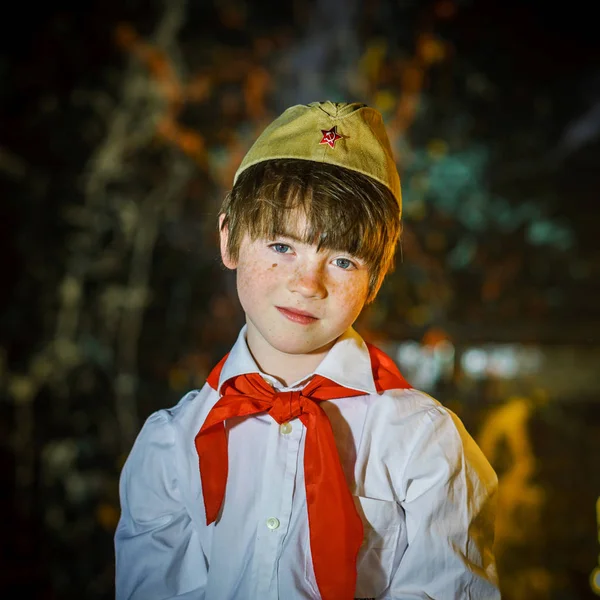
[{"xmin": 220, "ymin": 214, "xmax": 371, "ymax": 367}]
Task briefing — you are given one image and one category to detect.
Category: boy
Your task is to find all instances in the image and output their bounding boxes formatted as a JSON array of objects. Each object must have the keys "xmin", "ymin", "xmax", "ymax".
[{"xmin": 115, "ymin": 102, "xmax": 499, "ymax": 599}]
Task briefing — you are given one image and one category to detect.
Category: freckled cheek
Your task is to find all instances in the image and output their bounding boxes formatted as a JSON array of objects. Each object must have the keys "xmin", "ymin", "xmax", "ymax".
[
  {"xmin": 237, "ymin": 262, "xmax": 280, "ymax": 305},
  {"xmin": 330, "ymin": 278, "xmax": 369, "ymax": 316}
]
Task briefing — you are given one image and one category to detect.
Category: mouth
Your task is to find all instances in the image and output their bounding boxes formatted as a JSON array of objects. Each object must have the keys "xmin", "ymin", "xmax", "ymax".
[{"xmin": 276, "ymin": 306, "xmax": 319, "ymax": 325}]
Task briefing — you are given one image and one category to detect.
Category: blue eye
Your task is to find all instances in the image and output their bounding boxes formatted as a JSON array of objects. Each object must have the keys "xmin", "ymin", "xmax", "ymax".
[
  {"xmin": 271, "ymin": 243, "xmax": 291, "ymax": 254},
  {"xmin": 334, "ymin": 258, "xmax": 354, "ymax": 269}
]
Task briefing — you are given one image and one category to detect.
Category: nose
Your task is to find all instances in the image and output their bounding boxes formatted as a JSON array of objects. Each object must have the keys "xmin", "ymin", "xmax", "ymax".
[{"xmin": 287, "ymin": 263, "xmax": 327, "ymax": 299}]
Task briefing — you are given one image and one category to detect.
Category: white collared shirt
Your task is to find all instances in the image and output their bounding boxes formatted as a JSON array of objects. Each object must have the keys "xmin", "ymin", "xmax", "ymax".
[{"xmin": 115, "ymin": 327, "xmax": 499, "ymax": 599}]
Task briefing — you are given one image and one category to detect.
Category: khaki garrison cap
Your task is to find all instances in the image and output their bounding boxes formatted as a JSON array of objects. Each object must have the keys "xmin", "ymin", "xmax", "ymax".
[{"xmin": 234, "ymin": 101, "xmax": 402, "ymax": 211}]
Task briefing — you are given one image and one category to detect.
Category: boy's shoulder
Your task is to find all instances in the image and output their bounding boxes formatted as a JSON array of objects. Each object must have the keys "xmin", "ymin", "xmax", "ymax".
[
  {"xmin": 364, "ymin": 385, "xmax": 446, "ymax": 423},
  {"xmin": 359, "ymin": 386, "xmax": 478, "ymax": 455},
  {"xmin": 141, "ymin": 382, "xmax": 218, "ymax": 444},
  {"xmin": 359, "ymin": 387, "xmax": 496, "ymax": 486}
]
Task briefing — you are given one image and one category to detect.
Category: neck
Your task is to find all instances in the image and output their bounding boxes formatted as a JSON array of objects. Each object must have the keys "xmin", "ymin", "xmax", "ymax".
[{"xmin": 245, "ymin": 329, "xmax": 334, "ymax": 387}]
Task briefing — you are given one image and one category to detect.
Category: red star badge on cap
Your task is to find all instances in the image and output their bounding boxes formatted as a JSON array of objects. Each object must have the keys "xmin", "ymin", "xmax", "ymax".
[{"xmin": 319, "ymin": 126, "xmax": 343, "ymax": 149}]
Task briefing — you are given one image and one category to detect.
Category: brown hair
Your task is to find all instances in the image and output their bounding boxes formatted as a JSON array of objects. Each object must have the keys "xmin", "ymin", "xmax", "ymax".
[{"xmin": 219, "ymin": 159, "xmax": 401, "ymax": 303}]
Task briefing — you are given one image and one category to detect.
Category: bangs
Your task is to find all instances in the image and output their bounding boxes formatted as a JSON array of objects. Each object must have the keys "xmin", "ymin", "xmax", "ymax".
[{"xmin": 234, "ymin": 160, "xmax": 397, "ymax": 267}]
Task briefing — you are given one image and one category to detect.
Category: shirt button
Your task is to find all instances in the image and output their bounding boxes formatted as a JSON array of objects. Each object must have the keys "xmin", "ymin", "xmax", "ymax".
[
  {"xmin": 279, "ymin": 422, "xmax": 292, "ymax": 435},
  {"xmin": 266, "ymin": 517, "xmax": 280, "ymax": 530}
]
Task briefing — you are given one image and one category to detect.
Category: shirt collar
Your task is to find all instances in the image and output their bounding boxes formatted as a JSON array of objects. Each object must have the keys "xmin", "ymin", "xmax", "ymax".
[{"xmin": 217, "ymin": 325, "xmax": 377, "ymax": 395}]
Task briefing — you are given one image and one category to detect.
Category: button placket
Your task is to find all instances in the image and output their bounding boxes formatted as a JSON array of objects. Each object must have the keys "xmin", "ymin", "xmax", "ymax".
[{"xmin": 254, "ymin": 410, "xmax": 301, "ymax": 597}]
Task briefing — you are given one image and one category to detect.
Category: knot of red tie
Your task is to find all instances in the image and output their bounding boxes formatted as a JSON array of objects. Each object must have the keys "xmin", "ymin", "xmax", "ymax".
[{"xmin": 269, "ymin": 390, "xmax": 304, "ymax": 424}]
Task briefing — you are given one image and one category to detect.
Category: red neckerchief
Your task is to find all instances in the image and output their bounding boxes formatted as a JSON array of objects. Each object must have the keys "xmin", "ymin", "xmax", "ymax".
[{"xmin": 195, "ymin": 342, "xmax": 410, "ymax": 600}]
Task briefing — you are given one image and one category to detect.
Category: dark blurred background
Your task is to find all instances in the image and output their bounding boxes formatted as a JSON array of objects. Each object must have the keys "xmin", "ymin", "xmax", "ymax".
[{"xmin": 1, "ymin": 0, "xmax": 599, "ymax": 598}]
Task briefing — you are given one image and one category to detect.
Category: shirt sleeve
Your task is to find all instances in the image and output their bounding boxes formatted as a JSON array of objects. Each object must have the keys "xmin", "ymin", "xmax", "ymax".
[
  {"xmin": 114, "ymin": 411, "xmax": 208, "ymax": 600},
  {"xmin": 389, "ymin": 406, "xmax": 500, "ymax": 599}
]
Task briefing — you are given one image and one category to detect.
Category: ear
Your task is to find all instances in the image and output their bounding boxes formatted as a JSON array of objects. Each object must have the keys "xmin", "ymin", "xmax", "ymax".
[{"xmin": 219, "ymin": 214, "xmax": 237, "ymax": 270}]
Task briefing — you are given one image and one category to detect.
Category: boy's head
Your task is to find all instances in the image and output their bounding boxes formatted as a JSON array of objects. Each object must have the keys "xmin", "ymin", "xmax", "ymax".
[{"xmin": 220, "ymin": 102, "xmax": 402, "ymax": 304}]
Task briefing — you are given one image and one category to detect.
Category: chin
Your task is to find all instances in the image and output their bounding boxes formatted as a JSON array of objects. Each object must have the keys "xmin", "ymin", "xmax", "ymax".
[{"xmin": 267, "ymin": 333, "xmax": 337, "ymax": 357}]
